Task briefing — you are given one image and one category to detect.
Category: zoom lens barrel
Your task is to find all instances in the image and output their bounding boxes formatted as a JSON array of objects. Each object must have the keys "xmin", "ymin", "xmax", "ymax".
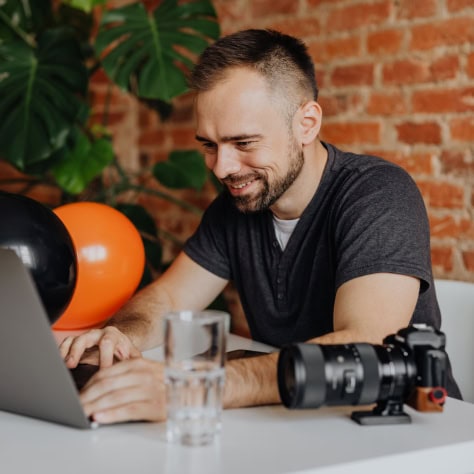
[{"xmin": 277, "ymin": 342, "xmax": 418, "ymax": 409}]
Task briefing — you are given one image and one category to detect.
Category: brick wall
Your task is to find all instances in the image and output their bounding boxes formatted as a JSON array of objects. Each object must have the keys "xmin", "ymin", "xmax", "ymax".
[
  {"xmin": 117, "ymin": 0, "xmax": 472, "ymax": 282},
  {"xmin": 2, "ymin": 0, "xmax": 472, "ymax": 284}
]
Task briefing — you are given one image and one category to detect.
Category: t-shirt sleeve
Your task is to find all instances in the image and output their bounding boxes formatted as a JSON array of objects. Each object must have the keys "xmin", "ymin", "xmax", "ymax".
[
  {"xmin": 333, "ymin": 163, "xmax": 433, "ymax": 292},
  {"xmin": 183, "ymin": 193, "xmax": 232, "ymax": 280}
]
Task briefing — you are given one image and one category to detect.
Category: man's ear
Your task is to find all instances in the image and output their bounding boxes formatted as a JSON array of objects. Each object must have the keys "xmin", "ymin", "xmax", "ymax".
[{"xmin": 295, "ymin": 101, "xmax": 322, "ymax": 145}]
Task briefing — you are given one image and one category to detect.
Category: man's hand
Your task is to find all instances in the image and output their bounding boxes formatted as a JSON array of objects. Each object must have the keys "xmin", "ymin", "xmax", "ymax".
[
  {"xmin": 80, "ymin": 358, "xmax": 167, "ymax": 423},
  {"xmin": 59, "ymin": 327, "xmax": 142, "ymax": 369}
]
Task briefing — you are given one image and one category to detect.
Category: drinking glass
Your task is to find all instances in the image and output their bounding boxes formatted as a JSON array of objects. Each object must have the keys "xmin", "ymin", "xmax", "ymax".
[{"xmin": 164, "ymin": 310, "xmax": 229, "ymax": 446}]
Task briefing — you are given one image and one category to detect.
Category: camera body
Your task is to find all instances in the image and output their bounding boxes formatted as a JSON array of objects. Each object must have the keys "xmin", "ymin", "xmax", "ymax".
[{"xmin": 277, "ymin": 324, "xmax": 448, "ymax": 425}]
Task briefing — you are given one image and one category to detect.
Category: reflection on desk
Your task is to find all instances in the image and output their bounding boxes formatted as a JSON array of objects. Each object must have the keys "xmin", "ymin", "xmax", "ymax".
[{"xmin": 1, "ymin": 333, "xmax": 473, "ymax": 474}]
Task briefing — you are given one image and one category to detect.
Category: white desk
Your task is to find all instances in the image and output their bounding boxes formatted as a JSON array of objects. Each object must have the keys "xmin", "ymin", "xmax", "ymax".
[{"xmin": 1, "ymin": 334, "xmax": 474, "ymax": 474}]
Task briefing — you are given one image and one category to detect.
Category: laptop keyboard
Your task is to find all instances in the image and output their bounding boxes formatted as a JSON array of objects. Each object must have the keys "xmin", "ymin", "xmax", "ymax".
[{"xmin": 69, "ymin": 364, "xmax": 100, "ymax": 391}]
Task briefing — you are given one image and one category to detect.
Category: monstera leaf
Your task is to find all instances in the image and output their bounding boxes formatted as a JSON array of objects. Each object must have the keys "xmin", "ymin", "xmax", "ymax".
[
  {"xmin": 61, "ymin": 0, "xmax": 107, "ymax": 13},
  {"xmin": 51, "ymin": 128, "xmax": 114, "ymax": 194},
  {"xmin": 153, "ymin": 150, "xmax": 207, "ymax": 191},
  {"xmin": 95, "ymin": 0, "xmax": 220, "ymax": 101},
  {"xmin": 0, "ymin": 0, "xmax": 53, "ymax": 38},
  {"xmin": 0, "ymin": 28, "xmax": 88, "ymax": 171}
]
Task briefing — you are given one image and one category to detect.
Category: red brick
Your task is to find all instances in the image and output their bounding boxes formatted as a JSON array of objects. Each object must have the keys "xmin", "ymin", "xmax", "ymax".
[
  {"xmin": 320, "ymin": 122, "xmax": 380, "ymax": 145},
  {"xmin": 440, "ymin": 150, "xmax": 474, "ymax": 175},
  {"xmin": 430, "ymin": 55, "xmax": 459, "ymax": 81},
  {"xmin": 138, "ymin": 107, "xmax": 160, "ymax": 129},
  {"xmin": 396, "ymin": 0, "xmax": 437, "ymax": 19},
  {"xmin": 417, "ymin": 181, "xmax": 465, "ymax": 208},
  {"xmin": 90, "ymin": 86, "xmax": 132, "ymax": 110},
  {"xmin": 307, "ymin": 0, "xmax": 346, "ymax": 5},
  {"xmin": 412, "ymin": 88, "xmax": 474, "ymax": 113},
  {"xmin": 169, "ymin": 99, "xmax": 194, "ymax": 124},
  {"xmin": 431, "ymin": 247, "xmax": 454, "ymax": 272},
  {"xmin": 326, "ymin": 1, "xmax": 391, "ymax": 31},
  {"xmin": 447, "ymin": 0, "xmax": 474, "ymax": 12},
  {"xmin": 410, "ymin": 18, "xmax": 474, "ymax": 50},
  {"xmin": 318, "ymin": 93, "xmax": 363, "ymax": 117},
  {"xmin": 429, "ymin": 215, "xmax": 473, "ymax": 238},
  {"xmin": 463, "ymin": 250, "xmax": 474, "ymax": 271},
  {"xmin": 382, "ymin": 59, "xmax": 430, "ymax": 85},
  {"xmin": 89, "ymin": 109, "xmax": 130, "ymax": 128},
  {"xmin": 308, "ymin": 36, "xmax": 361, "ymax": 62},
  {"xmin": 214, "ymin": 2, "xmax": 248, "ymax": 23},
  {"xmin": 450, "ymin": 117, "xmax": 474, "ymax": 142},
  {"xmin": 270, "ymin": 18, "xmax": 321, "ymax": 38},
  {"xmin": 375, "ymin": 151, "xmax": 433, "ymax": 175},
  {"xmin": 467, "ymin": 53, "xmax": 474, "ymax": 78},
  {"xmin": 90, "ymin": 68, "xmax": 112, "ymax": 86},
  {"xmin": 367, "ymin": 91, "xmax": 407, "ymax": 115},
  {"xmin": 396, "ymin": 122, "xmax": 441, "ymax": 145},
  {"xmin": 367, "ymin": 29, "xmax": 404, "ymax": 55},
  {"xmin": 0, "ymin": 161, "xmax": 62, "ymax": 205},
  {"xmin": 331, "ymin": 64, "xmax": 374, "ymax": 87},
  {"xmin": 139, "ymin": 129, "xmax": 166, "ymax": 147},
  {"xmin": 251, "ymin": 0, "xmax": 298, "ymax": 17},
  {"xmin": 171, "ymin": 127, "xmax": 198, "ymax": 148},
  {"xmin": 315, "ymin": 68, "xmax": 327, "ymax": 89}
]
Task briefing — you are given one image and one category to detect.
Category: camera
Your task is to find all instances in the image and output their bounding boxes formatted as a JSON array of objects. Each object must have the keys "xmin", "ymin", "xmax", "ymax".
[{"xmin": 277, "ymin": 324, "xmax": 448, "ymax": 425}]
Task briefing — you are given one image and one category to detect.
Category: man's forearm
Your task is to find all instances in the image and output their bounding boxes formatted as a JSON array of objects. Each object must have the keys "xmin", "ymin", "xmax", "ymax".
[
  {"xmin": 224, "ymin": 352, "xmax": 281, "ymax": 408},
  {"xmin": 106, "ymin": 284, "xmax": 173, "ymax": 351},
  {"xmin": 222, "ymin": 328, "xmax": 390, "ymax": 410}
]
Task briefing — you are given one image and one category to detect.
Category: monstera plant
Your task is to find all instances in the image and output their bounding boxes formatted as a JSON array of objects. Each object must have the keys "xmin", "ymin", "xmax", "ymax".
[{"xmin": 0, "ymin": 0, "xmax": 221, "ymax": 284}]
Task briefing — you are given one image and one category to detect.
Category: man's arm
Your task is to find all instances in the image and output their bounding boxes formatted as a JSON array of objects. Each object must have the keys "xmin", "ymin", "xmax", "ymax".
[
  {"xmin": 61, "ymin": 252, "xmax": 228, "ymax": 367},
  {"xmin": 108, "ymin": 251, "xmax": 229, "ymax": 350},
  {"xmin": 223, "ymin": 272, "xmax": 420, "ymax": 408}
]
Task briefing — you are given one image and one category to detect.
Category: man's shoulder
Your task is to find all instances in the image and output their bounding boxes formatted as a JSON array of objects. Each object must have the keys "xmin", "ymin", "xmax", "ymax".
[
  {"xmin": 327, "ymin": 142, "xmax": 404, "ymax": 175},
  {"xmin": 324, "ymin": 142, "xmax": 418, "ymax": 194}
]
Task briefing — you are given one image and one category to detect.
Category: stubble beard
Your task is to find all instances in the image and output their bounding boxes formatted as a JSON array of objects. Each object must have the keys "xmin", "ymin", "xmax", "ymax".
[{"xmin": 228, "ymin": 139, "xmax": 304, "ymax": 214}]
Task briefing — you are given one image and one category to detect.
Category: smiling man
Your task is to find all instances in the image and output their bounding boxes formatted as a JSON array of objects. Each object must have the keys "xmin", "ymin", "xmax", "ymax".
[{"xmin": 60, "ymin": 29, "xmax": 461, "ymax": 424}]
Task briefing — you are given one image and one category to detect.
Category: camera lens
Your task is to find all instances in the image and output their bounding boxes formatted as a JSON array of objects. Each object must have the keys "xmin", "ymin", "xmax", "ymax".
[{"xmin": 278, "ymin": 342, "xmax": 418, "ymax": 409}]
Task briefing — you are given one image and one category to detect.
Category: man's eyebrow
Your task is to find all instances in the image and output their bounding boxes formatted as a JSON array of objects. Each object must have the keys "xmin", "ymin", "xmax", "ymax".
[{"xmin": 195, "ymin": 134, "xmax": 263, "ymax": 143}]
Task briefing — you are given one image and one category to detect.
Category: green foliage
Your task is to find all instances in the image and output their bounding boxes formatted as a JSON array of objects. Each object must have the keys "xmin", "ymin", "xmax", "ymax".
[
  {"xmin": 96, "ymin": 1, "xmax": 219, "ymax": 101},
  {"xmin": 52, "ymin": 129, "xmax": 114, "ymax": 194},
  {"xmin": 153, "ymin": 150, "xmax": 208, "ymax": 191},
  {"xmin": 0, "ymin": 0, "xmax": 221, "ymax": 284},
  {"xmin": 0, "ymin": 28, "xmax": 88, "ymax": 170}
]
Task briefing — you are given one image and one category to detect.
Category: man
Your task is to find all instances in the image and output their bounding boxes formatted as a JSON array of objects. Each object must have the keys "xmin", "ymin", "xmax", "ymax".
[{"xmin": 60, "ymin": 29, "xmax": 460, "ymax": 424}]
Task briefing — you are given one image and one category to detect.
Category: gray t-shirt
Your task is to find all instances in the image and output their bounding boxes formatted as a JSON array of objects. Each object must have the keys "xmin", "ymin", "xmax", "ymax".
[{"xmin": 184, "ymin": 142, "xmax": 460, "ymax": 398}]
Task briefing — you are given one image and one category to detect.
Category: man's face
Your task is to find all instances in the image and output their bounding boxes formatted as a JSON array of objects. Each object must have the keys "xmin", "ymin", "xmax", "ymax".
[{"xmin": 195, "ymin": 68, "xmax": 304, "ymax": 214}]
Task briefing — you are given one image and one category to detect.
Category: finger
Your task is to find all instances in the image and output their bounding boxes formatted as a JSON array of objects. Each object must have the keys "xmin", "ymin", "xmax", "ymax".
[
  {"xmin": 64, "ymin": 329, "xmax": 105, "ymax": 368},
  {"xmin": 79, "ymin": 348, "xmax": 100, "ymax": 366},
  {"xmin": 81, "ymin": 358, "xmax": 162, "ymax": 400},
  {"xmin": 80, "ymin": 363, "xmax": 166, "ymax": 422},
  {"xmin": 98, "ymin": 336, "xmax": 116, "ymax": 368},
  {"xmin": 64, "ymin": 329, "xmax": 101, "ymax": 368},
  {"xmin": 96, "ymin": 327, "xmax": 136, "ymax": 365},
  {"xmin": 58, "ymin": 336, "xmax": 75, "ymax": 361},
  {"xmin": 92, "ymin": 400, "xmax": 166, "ymax": 424},
  {"xmin": 114, "ymin": 341, "xmax": 143, "ymax": 362},
  {"xmin": 82, "ymin": 381, "xmax": 158, "ymax": 415}
]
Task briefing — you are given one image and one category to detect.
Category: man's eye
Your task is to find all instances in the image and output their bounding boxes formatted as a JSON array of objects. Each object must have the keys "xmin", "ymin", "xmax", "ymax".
[
  {"xmin": 201, "ymin": 142, "xmax": 217, "ymax": 152},
  {"xmin": 236, "ymin": 141, "xmax": 253, "ymax": 149}
]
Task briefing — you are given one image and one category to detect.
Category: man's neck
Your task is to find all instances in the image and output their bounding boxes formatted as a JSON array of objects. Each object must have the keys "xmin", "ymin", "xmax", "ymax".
[{"xmin": 270, "ymin": 140, "xmax": 328, "ymax": 220}]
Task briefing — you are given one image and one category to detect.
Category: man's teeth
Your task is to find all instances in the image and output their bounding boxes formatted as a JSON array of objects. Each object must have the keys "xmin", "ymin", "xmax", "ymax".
[{"xmin": 231, "ymin": 181, "xmax": 252, "ymax": 189}]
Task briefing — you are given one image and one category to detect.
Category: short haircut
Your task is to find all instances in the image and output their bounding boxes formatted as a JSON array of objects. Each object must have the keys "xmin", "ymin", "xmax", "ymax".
[{"xmin": 189, "ymin": 29, "xmax": 318, "ymax": 120}]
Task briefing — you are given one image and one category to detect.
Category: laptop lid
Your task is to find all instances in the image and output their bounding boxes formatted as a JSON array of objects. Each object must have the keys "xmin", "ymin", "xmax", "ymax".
[{"xmin": 0, "ymin": 248, "xmax": 94, "ymax": 429}]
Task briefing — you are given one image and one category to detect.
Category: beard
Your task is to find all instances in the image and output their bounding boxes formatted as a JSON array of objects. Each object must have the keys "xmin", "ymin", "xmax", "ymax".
[{"xmin": 224, "ymin": 138, "xmax": 304, "ymax": 214}]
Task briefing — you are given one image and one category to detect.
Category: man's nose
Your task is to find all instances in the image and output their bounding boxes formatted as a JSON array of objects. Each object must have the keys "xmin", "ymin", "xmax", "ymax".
[{"xmin": 212, "ymin": 146, "xmax": 241, "ymax": 179}]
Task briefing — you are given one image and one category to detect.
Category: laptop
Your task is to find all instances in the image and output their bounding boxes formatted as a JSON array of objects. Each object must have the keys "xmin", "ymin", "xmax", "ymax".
[{"xmin": 0, "ymin": 248, "xmax": 98, "ymax": 429}]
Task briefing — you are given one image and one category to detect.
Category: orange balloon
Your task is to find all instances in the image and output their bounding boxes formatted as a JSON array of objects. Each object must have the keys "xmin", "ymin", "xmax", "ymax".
[{"xmin": 52, "ymin": 202, "xmax": 145, "ymax": 330}]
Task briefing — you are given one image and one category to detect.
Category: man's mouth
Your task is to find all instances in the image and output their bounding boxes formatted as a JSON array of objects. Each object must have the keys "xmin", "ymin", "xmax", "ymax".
[
  {"xmin": 230, "ymin": 180, "xmax": 253, "ymax": 190},
  {"xmin": 222, "ymin": 174, "xmax": 260, "ymax": 195}
]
